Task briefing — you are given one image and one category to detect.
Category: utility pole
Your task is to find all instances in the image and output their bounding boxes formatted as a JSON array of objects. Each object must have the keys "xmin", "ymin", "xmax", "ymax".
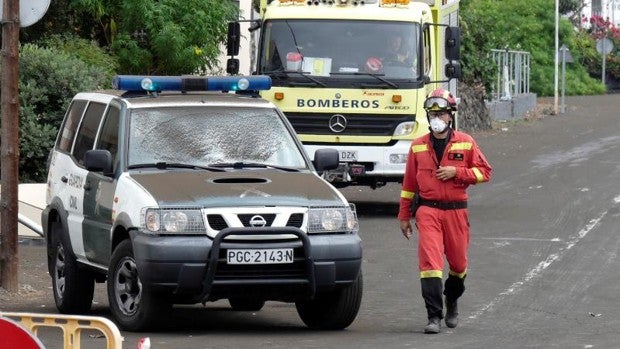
[
  {"xmin": 554, "ymin": 0, "xmax": 559, "ymax": 115},
  {"xmin": 0, "ymin": 0, "xmax": 20, "ymax": 293}
]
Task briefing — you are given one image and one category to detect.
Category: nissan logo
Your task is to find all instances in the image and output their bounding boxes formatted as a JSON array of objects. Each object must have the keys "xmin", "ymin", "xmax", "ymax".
[
  {"xmin": 328, "ymin": 114, "xmax": 347, "ymax": 133},
  {"xmin": 249, "ymin": 215, "xmax": 267, "ymax": 227}
]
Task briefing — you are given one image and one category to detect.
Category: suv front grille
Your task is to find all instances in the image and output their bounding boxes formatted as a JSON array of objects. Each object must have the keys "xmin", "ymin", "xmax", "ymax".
[
  {"xmin": 238, "ymin": 214, "xmax": 276, "ymax": 227},
  {"xmin": 286, "ymin": 213, "xmax": 303, "ymax": 228},
  {"xmin": 205, "ymin": 211, "xmax": 305, "ymax": 232},
  {"xmin": 207, "ymin": 214, "xmax": 227, "ymax": 230}
]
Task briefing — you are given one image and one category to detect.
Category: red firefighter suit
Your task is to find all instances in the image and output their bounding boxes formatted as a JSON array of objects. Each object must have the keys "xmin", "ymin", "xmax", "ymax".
[{"xmin": 398, "ymin": 129, "xmax": 492, "ymax": 320}]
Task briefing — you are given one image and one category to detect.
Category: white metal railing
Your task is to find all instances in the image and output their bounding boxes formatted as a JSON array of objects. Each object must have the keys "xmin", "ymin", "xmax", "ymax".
[
  {"xmin": 18, "ymin": 213, "xmax": 44, "ymax": 237},
  {"xmin": 490, "ymin": 49, "xmax": 531, "ymax": 101}
]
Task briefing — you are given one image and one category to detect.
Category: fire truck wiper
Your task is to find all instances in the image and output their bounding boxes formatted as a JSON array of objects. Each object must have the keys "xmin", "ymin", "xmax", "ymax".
[
  {"xmin": 331, "ymin": 72, "xmax": 399, "ymax": 88},
  {"xmin": 263, "ymin": 70, "xmax": 326, "ymax": 87}
]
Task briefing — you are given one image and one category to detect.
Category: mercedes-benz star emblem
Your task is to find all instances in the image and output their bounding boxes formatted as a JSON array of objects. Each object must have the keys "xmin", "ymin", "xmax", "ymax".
[
  {"xmin": 249, "ymin": 215, "xmax": 267, "ymax": 227},
  {"xmin": 329, "ymin": 114, "xmax": 347, "ymax": 133}
]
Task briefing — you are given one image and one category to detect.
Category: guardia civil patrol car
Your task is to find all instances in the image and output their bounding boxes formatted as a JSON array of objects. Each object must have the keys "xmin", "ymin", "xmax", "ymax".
[{"xmin": 41, "ymin": 75, "xmax": 363, "ymax": 331}]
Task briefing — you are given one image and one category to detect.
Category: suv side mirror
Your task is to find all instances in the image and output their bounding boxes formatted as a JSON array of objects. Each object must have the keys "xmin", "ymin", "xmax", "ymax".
[
  {"xmin": 313, "ymin": 148, "xmax": 339, "ymax": 173},
  {"xmin": 84, "ymin": 149, "xmax": 113, "ymax": 176}
]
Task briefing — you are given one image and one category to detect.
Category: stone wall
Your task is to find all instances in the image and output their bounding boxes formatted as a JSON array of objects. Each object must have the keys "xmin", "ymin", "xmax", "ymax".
[
  {"xmin": 457, "ymin": 82, "xmax": 537, "ymax": 131},
  {"xmin": 457, "ymin": 82, "xmax": 493, "ymax": 131}
]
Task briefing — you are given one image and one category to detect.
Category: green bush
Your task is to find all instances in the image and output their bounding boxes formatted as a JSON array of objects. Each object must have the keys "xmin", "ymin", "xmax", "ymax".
[
  {"xmin": 0, "ymin": 42, "xmax": 112, "ymax": 182},
  {"xmin": 37, "ymin": 34, "xmax": 119, "ymax": 86}
]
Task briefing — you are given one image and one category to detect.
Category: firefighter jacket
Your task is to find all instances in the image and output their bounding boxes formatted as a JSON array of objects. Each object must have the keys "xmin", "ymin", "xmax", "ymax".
[{"xmin": 398, "ymin": 130, "xmax": 492, "ymax": 220}]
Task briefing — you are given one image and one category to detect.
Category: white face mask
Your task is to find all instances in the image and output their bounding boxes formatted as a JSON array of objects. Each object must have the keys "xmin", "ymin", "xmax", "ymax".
[{"xmin": 430, "ymin": 117, "xmax": 448, "ymax": 133}]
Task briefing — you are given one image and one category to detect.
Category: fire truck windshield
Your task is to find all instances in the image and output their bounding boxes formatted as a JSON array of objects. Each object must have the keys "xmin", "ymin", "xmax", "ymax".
[{"xmin": 259, "ymin": 20, "xmax": 420, "ymax": 86}]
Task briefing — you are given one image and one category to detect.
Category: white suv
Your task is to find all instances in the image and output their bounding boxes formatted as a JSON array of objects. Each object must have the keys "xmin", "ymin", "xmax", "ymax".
[{"xmin": 41, "ymin": 75, "xmax": 363, "ymax": 331}]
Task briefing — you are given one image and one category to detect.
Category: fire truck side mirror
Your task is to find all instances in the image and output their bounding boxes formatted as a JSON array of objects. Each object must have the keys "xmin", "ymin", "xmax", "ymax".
[
  {"xmin": 227, "ymin": 58, "xmax": 240, "ymax": 75},
  {"xmin": 227, "ymin": 22, "xmax": 241, "ymax": 56},
  {"xmin": 445, "ymin": 26, "xmax": 461, "ymax": 61},
  {"xmin": 445, "ymin": 61, "xmax": 461, "ymax": 80}
]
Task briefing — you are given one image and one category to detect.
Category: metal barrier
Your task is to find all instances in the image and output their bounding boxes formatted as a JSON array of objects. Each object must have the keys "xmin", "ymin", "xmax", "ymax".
[
  {"xmin": 18, "ymin": 212, "xmax": 44, "ymax": 237},
  {"xmin": 0, "ymin": 312, "xmax": 123, "ymax": 349},
  {"xmin": 490, "ymin": 49, "xmax": 531, "ymax": 101}
]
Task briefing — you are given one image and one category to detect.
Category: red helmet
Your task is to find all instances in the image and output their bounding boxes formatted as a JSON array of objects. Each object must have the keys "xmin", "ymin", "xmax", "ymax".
[
  {"xmin": 424, "ymin": 88, "xmax": 457, "ymax": 112},
  {"xmin": 364, "ymin": 57, "xmax": 383, "ymax": 74}
]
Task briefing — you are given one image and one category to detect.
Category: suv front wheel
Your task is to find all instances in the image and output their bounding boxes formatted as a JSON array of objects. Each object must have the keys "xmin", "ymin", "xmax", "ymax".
[
  {"xmin": 295, "ymin": 273, "xmax": 363, "ymax": 330},
  {"xmin": 107, "ymin": 239, "xmax": 170, "ymax": 331},
  {"xmin": 50, "ymin": 220, "xmax": 95, "ymax": 314}
]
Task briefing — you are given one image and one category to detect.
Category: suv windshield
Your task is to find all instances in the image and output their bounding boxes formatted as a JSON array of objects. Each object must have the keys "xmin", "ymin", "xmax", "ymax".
[
  {"xmin": 259, "ymin": 20, "xmax": 419, "ymax": 84},
  {"xmin": 128, "ymin": 106, "xmax": 307, "ymax": 168}
]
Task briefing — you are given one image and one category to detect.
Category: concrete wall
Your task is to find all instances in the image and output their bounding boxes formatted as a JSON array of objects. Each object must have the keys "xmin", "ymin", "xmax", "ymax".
[{"xmin": 486, "ymin": 93, "xmax": 537, "ymax": 120}]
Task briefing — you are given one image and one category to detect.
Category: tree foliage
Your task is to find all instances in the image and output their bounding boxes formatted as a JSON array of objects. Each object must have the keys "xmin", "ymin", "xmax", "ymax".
[
  {"xmin": 460, "ymin": 0, "xmax": 605, "ymax": 97},
  {"xmin": 22, "ymin": 0, "xmax": 238, "ymax": 75},
  {"xmin": 559, "ymin": 0, "xmax": 584, "ymax": 16}
]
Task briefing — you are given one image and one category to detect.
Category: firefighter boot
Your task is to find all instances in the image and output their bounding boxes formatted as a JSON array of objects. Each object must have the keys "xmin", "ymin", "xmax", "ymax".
[
  {"xmin": 421, "ymin": 277, "xmax": 443, "ymax": 334},
  {"xmin": 424, "ymin": 317, "xmax": 441, "ymax": 334},
  {"xmin": 443, "ymin": 273, "xmax": 466, "ymax": 329},
  {"xmin": 444, "ymin": 298, "xmax": 458, "ymax": 328}
]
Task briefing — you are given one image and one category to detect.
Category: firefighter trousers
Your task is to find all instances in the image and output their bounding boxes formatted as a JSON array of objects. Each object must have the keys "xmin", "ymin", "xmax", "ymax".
[{"xmin": 415, "ymin": 205, "xmax": 469, "ymax": 319}]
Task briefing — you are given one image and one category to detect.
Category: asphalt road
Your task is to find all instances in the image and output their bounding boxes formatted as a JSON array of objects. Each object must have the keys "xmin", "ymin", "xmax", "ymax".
[{"xmin": 3, "ymin": 94, "xmax": 620, "ymax": 348}]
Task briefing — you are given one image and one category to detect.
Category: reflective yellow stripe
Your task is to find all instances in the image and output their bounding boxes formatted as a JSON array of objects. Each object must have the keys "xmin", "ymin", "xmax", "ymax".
[
  {"xmin": 449, "ymin": 269, "xmax": 467, "ymax": 279},
  {"xmin": 401, "ymin": 190, "xmax": 415, "ymax": 199},
  {"xmin": 420, "ymin": 270, "xmax": 443, "ymax": 278},
  {"xmin": 472, "ymin": 167, "xmax": 484, "ymax": 182},
  {"xmin": 450, "ymin": 142, "xmax": 472, "ymax": 151},
  {"xmin": 412, "ymin": 144, "xmax": 428, "ymax": 153}
]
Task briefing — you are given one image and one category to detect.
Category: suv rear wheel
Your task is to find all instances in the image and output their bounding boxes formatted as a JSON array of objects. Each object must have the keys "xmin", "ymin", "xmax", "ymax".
[
  {"xmin": 50, "ymin": 220, "xmax": 95, "ymax": 313},
  {"xmin": 296, "ymin": 273, "xmax": 363, "ymax": 330},
  {"xmin": 107, "ymin": 239, "xmax": 170, "ymax": 331}
]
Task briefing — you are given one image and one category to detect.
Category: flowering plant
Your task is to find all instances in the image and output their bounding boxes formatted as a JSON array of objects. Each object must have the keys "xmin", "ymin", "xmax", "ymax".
[{"xmin": 582, "ymin": 15, "xmax": 620, "ymax": 40}]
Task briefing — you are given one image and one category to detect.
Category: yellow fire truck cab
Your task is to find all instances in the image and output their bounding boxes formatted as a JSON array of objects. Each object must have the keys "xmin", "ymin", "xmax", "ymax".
[{"xmin": 228, "ymin": 0, "xmax": 461, "ymax": 189}]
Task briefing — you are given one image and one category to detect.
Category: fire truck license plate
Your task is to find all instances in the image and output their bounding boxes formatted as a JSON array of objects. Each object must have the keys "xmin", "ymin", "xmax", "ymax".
[
  {"xmin": 227, "ymin": 249, "xmax": 294, "ymax": 264},
  {"xmin": 339, "ymin": 151, "xmax": 358, "ymax": 162}
]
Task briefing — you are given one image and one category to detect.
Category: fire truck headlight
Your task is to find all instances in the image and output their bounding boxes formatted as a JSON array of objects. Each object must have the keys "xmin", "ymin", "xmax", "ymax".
[
  {"xmin": 389, "ymin": 154, "xmax": 408, "ymax": 164},
  {"xmin": 394, "ymin": 122, "xmax": 414, "ymax": 136}
]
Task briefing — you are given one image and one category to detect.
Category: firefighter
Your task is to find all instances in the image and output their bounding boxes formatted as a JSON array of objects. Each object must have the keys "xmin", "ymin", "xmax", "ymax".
[{"xmin": 398, "ymin": 88, "xmax": 492, "ymax": 334}]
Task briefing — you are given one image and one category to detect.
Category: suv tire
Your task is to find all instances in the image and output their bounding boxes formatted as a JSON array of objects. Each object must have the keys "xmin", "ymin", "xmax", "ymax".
[
  {"xmin": 107, "ymin": 239, "xmax": 170, "ymax": 331},
  {"xmin": 295, "ymin": 273, "xmax": 363, "ymax": 330},
  {"xmin": 228, "ymin": 298, "xmax": 266, "ymax": 311},
  {"xmin": 51, "ymin": 220, "xmax": 95, "ymax": 314}
]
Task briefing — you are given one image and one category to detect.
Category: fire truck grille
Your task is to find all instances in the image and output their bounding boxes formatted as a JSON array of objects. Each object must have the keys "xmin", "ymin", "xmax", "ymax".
[{"xmin": 284, "ymin": 112, "xmax": 414, "ymax": 136}]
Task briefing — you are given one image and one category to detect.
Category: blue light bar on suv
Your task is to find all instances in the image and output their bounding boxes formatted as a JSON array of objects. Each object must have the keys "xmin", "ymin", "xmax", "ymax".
[{"xmin": 112, "ymin": 75, "xmax": 272, "ymax": 92}]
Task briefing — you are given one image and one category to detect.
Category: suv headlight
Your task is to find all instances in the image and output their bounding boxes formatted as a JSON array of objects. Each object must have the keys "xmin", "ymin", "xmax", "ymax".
[
  {"xmin": 142, "ymin": 208, "xmax": 205, "ymax": 234},
  {"xmin": 307, "ymin": 205, "xmax": 359, "ymax": 234}
]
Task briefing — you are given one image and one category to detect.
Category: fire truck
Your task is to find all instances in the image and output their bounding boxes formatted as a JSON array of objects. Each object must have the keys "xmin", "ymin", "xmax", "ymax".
[{"xmin": 227, "ymin": 0, "xmax": 461, "ymax": 189}]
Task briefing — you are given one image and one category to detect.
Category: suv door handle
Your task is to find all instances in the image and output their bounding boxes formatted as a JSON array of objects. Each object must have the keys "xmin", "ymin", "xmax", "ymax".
[{"xmin": 61, "ymin": 176, "xmax": 68, "ymax": 183}]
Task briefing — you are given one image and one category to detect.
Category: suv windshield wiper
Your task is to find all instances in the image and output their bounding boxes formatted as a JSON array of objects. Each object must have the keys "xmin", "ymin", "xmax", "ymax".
[
  {"xmin": 331, "ymin": 72, "xmax": 399, "ymax": 88},
  {"xmin": 127, "ymin": 162, "xmax": 226, "ymax": 172},
  {"xmin": 262, "ymin": 70, "xmax": 327, "ymax": 87},
  {"xmin": 208, "ymin": 162, "xmax": 300, "ymax": 172}
]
